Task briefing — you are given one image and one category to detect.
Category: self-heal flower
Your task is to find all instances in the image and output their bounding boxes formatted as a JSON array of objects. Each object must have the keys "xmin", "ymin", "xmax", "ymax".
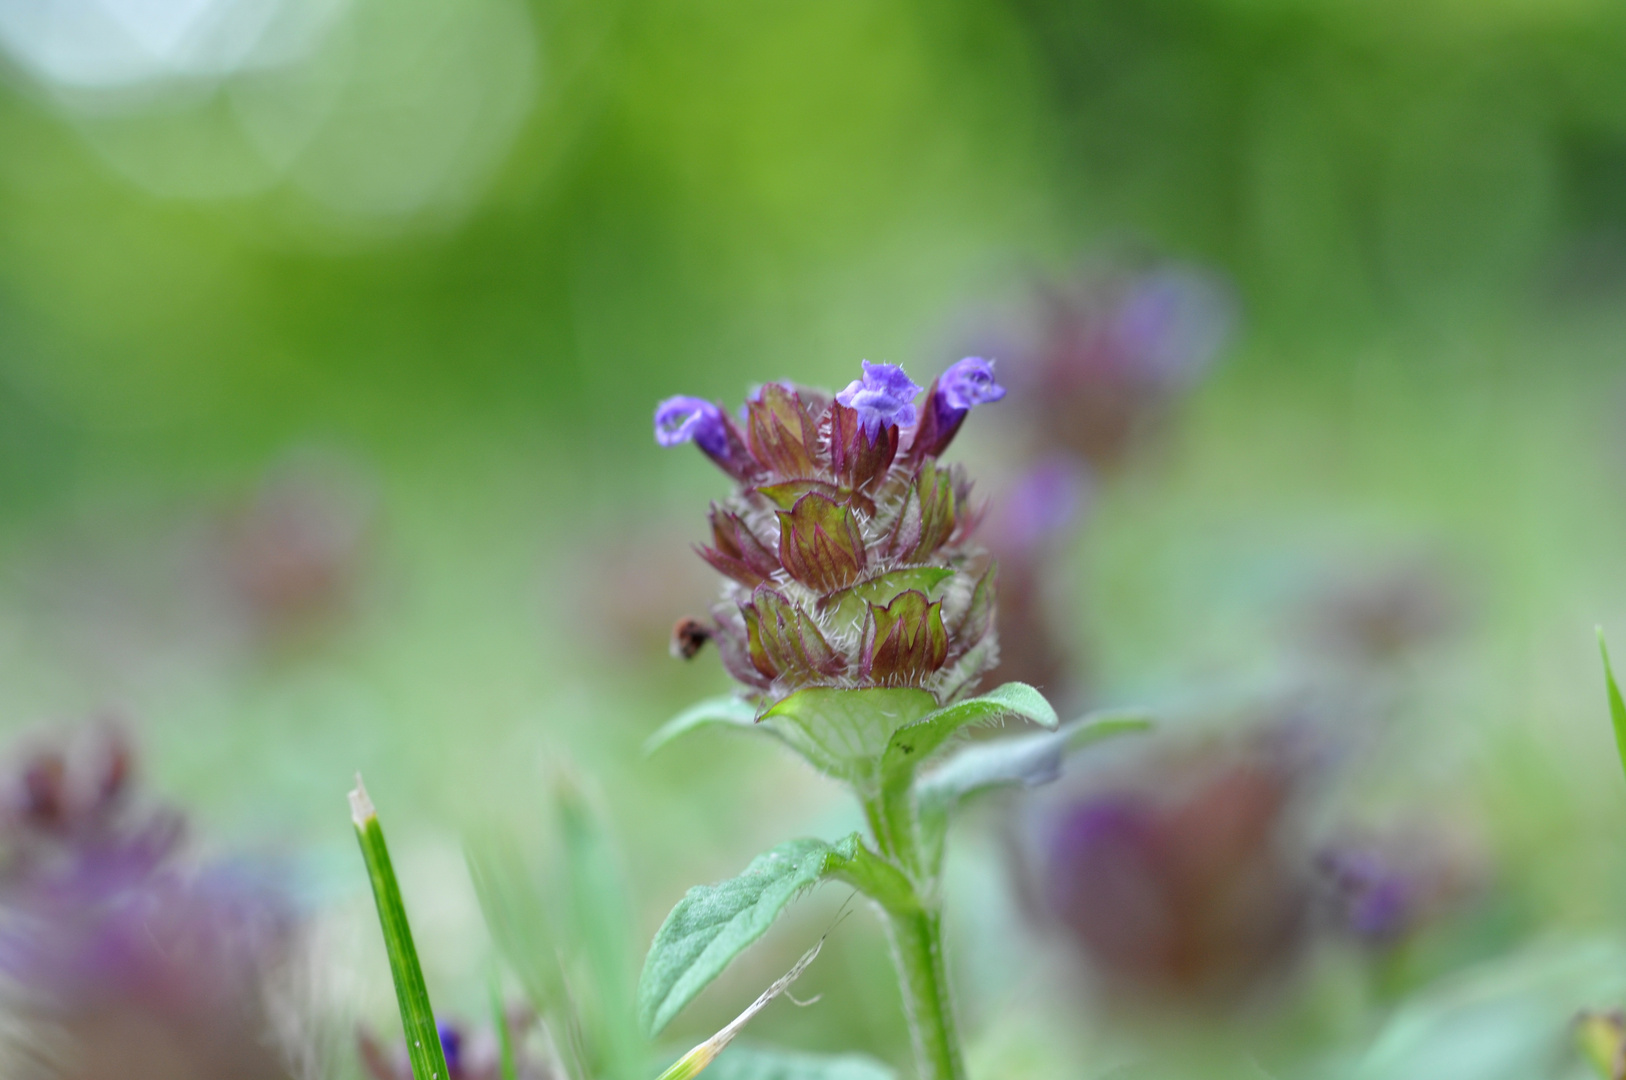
[
  {"xmin": 654, "ymin": 395, "xmax": 755, "ymax": 479},
  {"xmin": 912, "ymin": 357, "xmax": 1006, "ymax": 460},
  {"xmin": 655, "ymin": 396, "xmax": 728, "ymax": 451},
  {"xmin": 939, "ymin": 356, "xmax": 1006, "ymax": 411},
  {"xmin": 656, "ymin": 358, "xmax": 1002, "ymax": 707},
  {"xmin": 835, "ymin": 361, "xmax": 922, "ymax": 439}
]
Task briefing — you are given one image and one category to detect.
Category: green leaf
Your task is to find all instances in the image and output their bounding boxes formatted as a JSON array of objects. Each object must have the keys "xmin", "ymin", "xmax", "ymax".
[
  {"xmin": 913, "ymin": 709, "xmax": 1150, "ymax": 877},
  {"xmin": 882, "ymin": 682, "xmax": 1059, "ymax": 787},
  {"xmin": 638, "ymin": 835, "xmax": 863, "ymax": 1036},
  {"xmin": 349, "ymin": 776, "xmax": 452, "ymax": 1080},
  {"xmin": 1599, "ymin": 628, "xmax": 1626, "ymax": 788},
  {"xmin": 1351, "ymin": 939, "xmax": 1626, "ymax": 1080},
  {"xmin": 916, "ymin": 709, "xmax": 1152, "ymax": 814},
  {"xmin": 556, "ymin": 780, "xmax": 645, "ymax": 1080},
  {"xmin": 646, "ymin": 695, "xmax": 766, "ymax": 755},
  {"xmin": 490, "ymin": 974, "xmax": 518, "ymax": 1080},
  {"xmin": 682, "ymin": 1045, "xmax": 897, "ymax": 1080},
  {"xmin": 466, "ymin": 777, "xmax": 648, "ymax": 1080},
  {"xmin": 760, "ymin": 687, "xmax": 938, "ymax": 791}
]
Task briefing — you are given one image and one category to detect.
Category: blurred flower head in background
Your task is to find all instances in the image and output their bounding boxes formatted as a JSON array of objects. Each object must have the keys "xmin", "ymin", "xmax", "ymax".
[
  {"xmin": 655, "ymin": 359, "xmax": 1005, "ymax": 706},
  {"xmin": 989, "ymin": 260, "xmax": 1237, "ymax": 472},
  {"xmin": 967, "ymin": 257, "xmax": 1237, "ymax": 706},
  {"xmin": 1317, "ymin": 827, "xmax": 1487, "ymax": 950},
  {"xmin": 0, "ymin": 725, "xmax": 311, "ymax": 1080},
  {"xmin": 215, "ymin": 453, "xmax": 376, "ymax": 640},
  {"xmin": 1023, "ymin": 723, "xmax": 1315, "ymax": 1014}
]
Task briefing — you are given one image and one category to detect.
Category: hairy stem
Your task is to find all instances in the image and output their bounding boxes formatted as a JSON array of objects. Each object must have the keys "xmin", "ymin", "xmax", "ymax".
[
  {"xmin": 882, "ymin": 904, "xmax": 965, "ymax": 1080},
  {"xmin": 864, "ymin": 793, "xmax": 964, "ymax": 1080}
]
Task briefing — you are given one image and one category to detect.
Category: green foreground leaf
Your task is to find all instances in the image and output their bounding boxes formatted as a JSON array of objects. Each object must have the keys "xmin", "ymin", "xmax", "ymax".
[
  {"xmin": 760, "ymin": 688, "xmax": 938, "ymax": 790},
  {"xmin": 350, "ymin": 775, "xmax": 451, "ymax": 1080},
  {"xmin": 638, "ymin": 835, "xmax": 863, "ymax": 1035},
  {"xmin": 917, "ymin": 708, "xmax": 1153, "ymax": 814},
  {"xmin": 1599, "ymin": 628, "xmax": 1626, "ymax": 788},
  {"xmin": 647, "ymin": 695, "xmax": 765, "ymax": 755},
  {"xmin": 882, "ymin": 682, "xmax": 1059, "ymax": 788}
]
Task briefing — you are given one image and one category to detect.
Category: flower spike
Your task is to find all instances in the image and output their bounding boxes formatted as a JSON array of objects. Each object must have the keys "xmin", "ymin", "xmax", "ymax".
[{"xmin": 655, "ymin": 358, "xmax": 1000, "ymax": 708}]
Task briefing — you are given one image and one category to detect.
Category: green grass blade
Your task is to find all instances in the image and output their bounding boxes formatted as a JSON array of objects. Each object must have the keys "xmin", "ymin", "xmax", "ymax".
[
  {"xmin": 491, "ymin": 972, "xmax": 518, "ymax": 1080},
  {"xmin": 351, "ymin": 774, "xmax": 451, "ymax": 1080},
  {"xmin": 1600, "ymin": 629, "xmax": 1626, "ymax": 787}
]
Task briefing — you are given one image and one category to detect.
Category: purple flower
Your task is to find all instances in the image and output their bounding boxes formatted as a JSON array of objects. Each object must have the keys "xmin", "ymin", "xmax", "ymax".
[
  {"xmin": 938, "ymin": 357, "xmax": 1006, "ymax": 411},
  {"xmin": 835, "ymin": 361, "xmax": 922, "ymax": 438},
  {"xmin": 654, "ymin": 396, "xmax": 729, "ymax": 454},
  {"xmin": 994, "ymin": 456, "xmax": 1090, "ymax": 556},
  {"xmin": 1318, "ymin": 846, "xmax": 1421, "ymax": 945},
  {"xmin": 1110, "ymin": 268, "xmax": 1235, "ymax": 386},
  {"xmin": 438, "ymin": 1022, "xmax": 464, "ymax": 1074}
]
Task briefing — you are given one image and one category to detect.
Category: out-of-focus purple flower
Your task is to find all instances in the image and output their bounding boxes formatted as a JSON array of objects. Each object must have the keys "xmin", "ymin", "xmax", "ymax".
[
  {"xmin": 913, "ymin": 358, "xmax": 1006, "ymax": 460},
  {"xmin": 975, "ymin": 458, "xmax": 1091, "ymax": 704},
  {"xmin": 1109, "ymin": 267, "xmax": 1235, "ymax": 388},
  {"xmin": 1316, "ymin": 831, "xmax": 1484, "ymax": 949},
  {"xmin": 991, "ymin": 457, "xmax": 1089, "ymax": 558},
  {"xmin": 1030, "ymin": 734, "xmax": 1311, "ymax": 1012},
  {"xmin": 836, "ymin": 361, "xmax": 922, "ymax": 438},
  {"xmin": 0, "ymin": 727, "xmax": 309, "ymax": 1080},
  {"xmin": 979, "ymin": 261, "xmax": 1236, "ymax": 470},
  {"xmin": 359, "ymin": 1008, "xmax": 545, "ymax": 1080},
  {"xmin": 1319, "ymin": 849, "xmax": 1415, "ymax": 943},
  {"xmin": 219, "ymin": 455, "xmax": 375, "ymax": 635}
]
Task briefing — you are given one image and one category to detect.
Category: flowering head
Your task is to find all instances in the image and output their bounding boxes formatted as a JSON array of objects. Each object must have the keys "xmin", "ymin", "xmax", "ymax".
[
  {"xmin": 656, "ymin": 359, "xmax": 1005, "ymax": 706},
  {"xmin": 1031, "ymin": 735, "xmax": 1311, "ymax": 1011},
  {"xmin": 0, "ymin": 726, "xmax": 306, "ymax": 1080}
]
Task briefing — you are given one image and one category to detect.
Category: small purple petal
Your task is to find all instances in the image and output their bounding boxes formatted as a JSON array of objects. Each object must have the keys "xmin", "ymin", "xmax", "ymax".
[
  {"xmin": 835, "ymin": 361, "xmax": 922, "ymax": 437},
  {"xmin": 938, "ymin": 357, "xmax": 1006, "ymax": 411},
  {"xmin": 654, "ymin": 396, "xmax": 728, "ymax": 456}
]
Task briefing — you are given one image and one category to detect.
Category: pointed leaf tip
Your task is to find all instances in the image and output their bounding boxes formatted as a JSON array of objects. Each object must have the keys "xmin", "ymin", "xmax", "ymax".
[{"xmin": 349, "ymin": 772, "xmax": 375, "ymax": 826}]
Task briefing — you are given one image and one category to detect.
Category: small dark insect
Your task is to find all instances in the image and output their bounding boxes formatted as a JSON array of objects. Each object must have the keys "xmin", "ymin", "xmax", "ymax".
[{"xmin": 671, "ymin": 617, "xmax": 713, "ymax": 660}]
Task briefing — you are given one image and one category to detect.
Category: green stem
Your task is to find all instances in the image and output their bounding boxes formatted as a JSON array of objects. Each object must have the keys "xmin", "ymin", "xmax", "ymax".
[
  {"xmin": 864, "ymin": 792, "xmax": 964, "ymax": 1080},
  {"xmin": 881, "ymin": 904, "xmax": 966, "ymax": 1080}
]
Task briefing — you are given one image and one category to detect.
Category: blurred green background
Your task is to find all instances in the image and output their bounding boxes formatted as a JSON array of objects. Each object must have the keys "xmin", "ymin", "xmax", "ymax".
[{"xmin": 5, "ymin": 0, "xmax": 1626, "ymax": 1075}]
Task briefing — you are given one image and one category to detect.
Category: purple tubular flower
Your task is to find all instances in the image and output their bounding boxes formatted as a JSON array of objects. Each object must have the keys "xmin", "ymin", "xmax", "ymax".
[
  {"xmin": 939, "ymin": 356, "xmax": 1006, "ymax": 411},
  {"xmin": 655, "ymin": 396, "xmax": 728, "ymax": 453},
  {"xmin": 655, "ymin": 395, "xmax": 756, "ymax": 480},
  {"xmin": 835, "ymin": 361, "xmax": 922, "ymax": 438},
  {"xmin": 912, "ymin": 358, "xmax": 1006, "ymax": 459}
]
